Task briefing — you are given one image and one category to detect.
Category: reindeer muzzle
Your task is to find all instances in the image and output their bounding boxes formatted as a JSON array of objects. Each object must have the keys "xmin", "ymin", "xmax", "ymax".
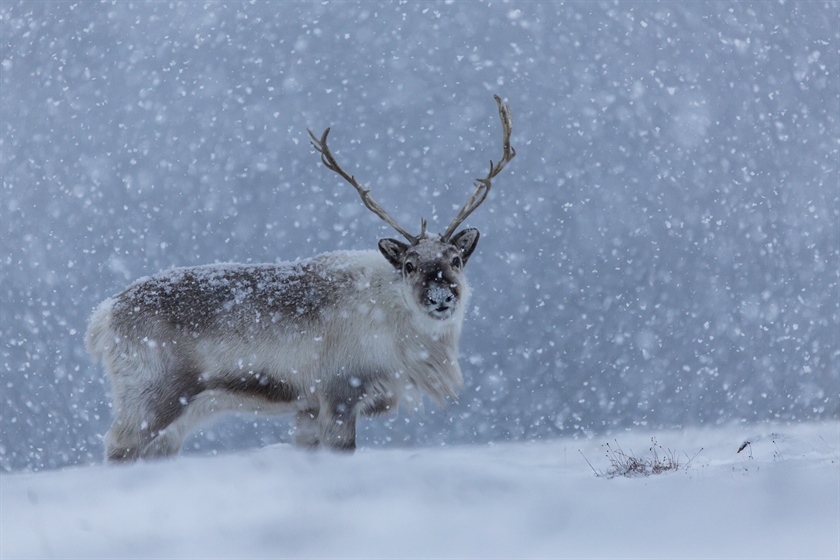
[{"xmin": 423, "ymin": 283, "xmax": 459, "ymax": 320}]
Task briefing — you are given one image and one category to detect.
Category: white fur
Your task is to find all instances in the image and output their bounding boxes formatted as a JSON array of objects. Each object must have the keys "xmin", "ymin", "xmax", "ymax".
[{"xmin": 86, "ymin": 243, "xmax": 471, "ymax": 462}]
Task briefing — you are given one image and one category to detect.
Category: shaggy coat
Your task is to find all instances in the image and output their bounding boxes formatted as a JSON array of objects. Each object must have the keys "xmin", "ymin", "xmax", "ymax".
[{"xmin": 86, "ymin": 231, "xmax": 478, "ymax": 461}]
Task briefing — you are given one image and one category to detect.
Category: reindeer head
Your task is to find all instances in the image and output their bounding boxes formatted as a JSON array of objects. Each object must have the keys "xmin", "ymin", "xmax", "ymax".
[
  {"xmin": 308, "ymin": 95, "xmax": 515, "ymax": 321},
  {"xmin": 377, "ymin": 230, "xmax": 479, "ymax": 320}
]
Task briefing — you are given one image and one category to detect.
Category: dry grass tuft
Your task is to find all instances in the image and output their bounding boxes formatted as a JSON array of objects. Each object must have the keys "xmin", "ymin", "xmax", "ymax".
[{"xmin": 581, "ymin": 437, "xmax": 701, "ymax": 478}]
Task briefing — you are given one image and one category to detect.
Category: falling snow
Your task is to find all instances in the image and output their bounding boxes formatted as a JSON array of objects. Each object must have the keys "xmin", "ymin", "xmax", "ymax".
[{"xmin": 1, "ymin": 2, "xmax": 838, "ymax": 471}]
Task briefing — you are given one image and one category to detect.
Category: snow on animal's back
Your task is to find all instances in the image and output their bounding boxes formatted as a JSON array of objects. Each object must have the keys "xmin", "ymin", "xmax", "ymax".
[{"xmin": 101, "ymin": 250, "xmax": 391, "ymax": 334}]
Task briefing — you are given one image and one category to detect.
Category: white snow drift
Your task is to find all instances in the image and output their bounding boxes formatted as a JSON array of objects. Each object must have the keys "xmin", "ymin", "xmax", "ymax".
[{"xmin": 1, "ymin": 421, "xmax": 837, "ymax": 559}]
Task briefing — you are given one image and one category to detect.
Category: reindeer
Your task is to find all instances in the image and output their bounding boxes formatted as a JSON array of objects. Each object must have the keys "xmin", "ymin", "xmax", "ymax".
[{"xmin": 86, "ymin": 95, "xmax": 515, "ymax": 462}]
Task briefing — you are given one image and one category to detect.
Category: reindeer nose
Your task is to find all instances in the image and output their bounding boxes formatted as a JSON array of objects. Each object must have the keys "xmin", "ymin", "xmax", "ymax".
[{"xmin": 425, "ymin": 284, "xmax": 457, "ymax": 308}]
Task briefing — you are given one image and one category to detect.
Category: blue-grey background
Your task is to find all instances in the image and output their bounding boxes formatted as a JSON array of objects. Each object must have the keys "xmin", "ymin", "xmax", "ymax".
[{"xmin": 2, "ymin": 1, "xmax": 837, "ymax": 471}]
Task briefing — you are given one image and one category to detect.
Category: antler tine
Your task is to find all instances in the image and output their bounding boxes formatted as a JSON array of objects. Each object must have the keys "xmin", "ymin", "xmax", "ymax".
[
  {"xmin": 308, "ymin": 127, "xmax": 418, "ymax": 244},
  {"xmin": 441, "ymin": 94, "xmax": 516, "ymax": 241}
]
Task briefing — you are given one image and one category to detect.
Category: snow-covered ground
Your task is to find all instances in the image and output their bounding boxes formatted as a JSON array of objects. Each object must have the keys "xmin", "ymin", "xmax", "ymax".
[{"xmin": 1, "ymin": 422, "xmax": 837, "ymax": 559}]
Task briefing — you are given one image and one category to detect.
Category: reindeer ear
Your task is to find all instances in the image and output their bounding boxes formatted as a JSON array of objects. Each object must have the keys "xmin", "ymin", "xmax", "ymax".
[
  {"xmin": 378, "ymin": 238, "xmax": 409, "ymax": 268},
  {"xmin": 449, "ymin": 228, "xmax": 480, "ymax": 265}
]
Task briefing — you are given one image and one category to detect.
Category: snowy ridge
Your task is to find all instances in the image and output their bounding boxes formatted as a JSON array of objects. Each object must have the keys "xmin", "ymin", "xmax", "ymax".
[{"xmin": 2, "ymin": 422, "xmax": 837, "ymax": 559}]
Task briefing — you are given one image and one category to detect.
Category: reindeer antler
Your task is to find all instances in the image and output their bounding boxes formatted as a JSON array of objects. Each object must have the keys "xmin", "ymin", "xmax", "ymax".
[
  {"xmin": 308, "ymin": 127, "xmax": 418, "ymax": 244},
  {"xmin": 310, "ymin": 95, "xmax": 513, "ymax": 245},
  {"xmin": 440, "ymin": 95, "xmax": 515, "ymax": 242}
]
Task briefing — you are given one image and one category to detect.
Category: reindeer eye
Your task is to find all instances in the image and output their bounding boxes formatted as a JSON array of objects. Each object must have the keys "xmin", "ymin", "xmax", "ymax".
[
  {"xmin": 451, "ymin": 256, "xmax": 463, "ymax": 269},
  {"xmin": 404, "ymin": 262, "xmax": 416, "ymax": 275}
]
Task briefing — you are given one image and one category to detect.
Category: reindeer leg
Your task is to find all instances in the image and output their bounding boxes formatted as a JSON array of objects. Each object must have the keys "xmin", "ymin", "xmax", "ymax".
[
  {"xmin": 319, "ymin": 388, "xmax": 360, "ymax": 452},
  {"xmin": 293, "ymin": 408, "xmax": 321, "ymax": 449},
  {"xmin": 105, "ymin": 409, "xmax": 154, "ymax": 462},
  {"xmin": 319, "ymin": 404, "xmax": 357, "ymax": 452}
]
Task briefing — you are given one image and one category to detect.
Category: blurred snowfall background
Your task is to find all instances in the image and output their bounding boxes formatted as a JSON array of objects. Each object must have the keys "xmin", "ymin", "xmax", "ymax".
[{"xmin": 1, "ymin": 1, "xmax": 837, "ymax": 472}]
